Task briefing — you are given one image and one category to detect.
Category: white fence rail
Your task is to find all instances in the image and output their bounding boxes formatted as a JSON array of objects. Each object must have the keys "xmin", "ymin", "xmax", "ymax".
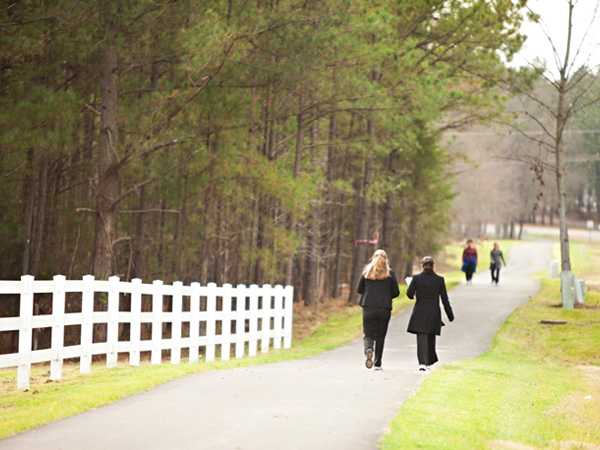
[{"xmin": 0, "ymin": 275, "xmax": 293, "ymax": 390}]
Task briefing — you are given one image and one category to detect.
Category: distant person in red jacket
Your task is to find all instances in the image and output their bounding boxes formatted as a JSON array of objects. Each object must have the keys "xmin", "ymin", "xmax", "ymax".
[{"xmin": 461, "ymin": 239, "xmax": 478, "ymax": 285}]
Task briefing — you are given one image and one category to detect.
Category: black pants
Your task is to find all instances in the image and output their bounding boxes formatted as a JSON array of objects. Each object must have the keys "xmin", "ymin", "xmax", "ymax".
[
  {"xmin": 416, "ymin": 333, "xmax": 438, "ymax": 366},
  {"xmin": 490, "ymin": 263, "xmax": 500, "ymax": 284},
  {"xmin": 362, "ymin": 308, "xmax": 391, "ymax": 367},
  {"xmin": 465, "ymin": 267, "xmax": 475, "ymax": 282}
]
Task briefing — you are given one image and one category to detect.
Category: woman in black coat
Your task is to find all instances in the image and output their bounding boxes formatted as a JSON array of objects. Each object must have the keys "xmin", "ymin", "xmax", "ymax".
[
  {"xmin": 406, "ymin": 256, "xmax": 454, "ymax": 371},
  {"xmin": 357, "ymin": 249, "xmax": 400, "ymax": 370}
]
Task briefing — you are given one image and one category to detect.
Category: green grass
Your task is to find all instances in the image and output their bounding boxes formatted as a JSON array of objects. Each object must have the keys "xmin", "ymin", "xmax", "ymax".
[
  {"xmin": 380, "ymin": 243, "xmax": 600, "ymax": 450},
  {"xmin": 0, "ymin": 286, "xmax": 412, "ymax": 439}
]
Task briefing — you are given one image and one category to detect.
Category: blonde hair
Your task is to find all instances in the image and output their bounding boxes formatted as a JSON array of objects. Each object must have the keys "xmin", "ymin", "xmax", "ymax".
[{"xmin": 362, "ymin": 249, "xmax": 391, "ymax": 280}]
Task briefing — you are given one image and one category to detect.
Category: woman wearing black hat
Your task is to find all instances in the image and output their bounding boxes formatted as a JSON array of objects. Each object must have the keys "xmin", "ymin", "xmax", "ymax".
[
  {"xmin": 406, "ymin": 256, "xmax": 454, "ymax": 372},
  {"xmin": 356, "ymin": 249, "xmax": 400, "ymax": 370}
]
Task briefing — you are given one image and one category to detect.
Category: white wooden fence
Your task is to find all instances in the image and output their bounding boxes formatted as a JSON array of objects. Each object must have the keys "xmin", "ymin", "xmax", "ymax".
[{"xmin": 0, "ymin": 275, "xmax": 293, "ymax": 390}]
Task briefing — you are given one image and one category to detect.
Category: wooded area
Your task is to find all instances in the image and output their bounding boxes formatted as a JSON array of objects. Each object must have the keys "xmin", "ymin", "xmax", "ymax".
[{"xmin": 1, "ymin": 0, "xmax": 529, "ymax": 305}]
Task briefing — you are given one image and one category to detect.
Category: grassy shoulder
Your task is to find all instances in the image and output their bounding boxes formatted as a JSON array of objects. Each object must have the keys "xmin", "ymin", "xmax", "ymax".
[
  {"xmin": 0, "ymin": 287, "xmax": 411, "ymax": 439},
  {"xmin": 380, "ymin": 244, "xmax": 600, "ymax": 450}
]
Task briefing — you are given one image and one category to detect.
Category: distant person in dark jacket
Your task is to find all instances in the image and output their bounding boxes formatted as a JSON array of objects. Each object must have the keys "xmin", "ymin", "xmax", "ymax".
[
  {"xmin": 490, "ymin": 242, "xmax": 507, "ymax": 285},
  {"xmin": 461, "ymin": 239, "xmax": 478, "ymax": 285},
  {"xmin": 407, "ymin": 256, "xmax": 454, "ymax": 372},
  {"xmin": 357, "ymin": 249, "xmax": 400, "ymax": 370}
]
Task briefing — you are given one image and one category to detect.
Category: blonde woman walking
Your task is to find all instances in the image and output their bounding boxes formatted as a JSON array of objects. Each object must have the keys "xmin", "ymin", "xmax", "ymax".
[{"xmin": 356, "ymin": 249, "xmax": 400, "ymax": 370}]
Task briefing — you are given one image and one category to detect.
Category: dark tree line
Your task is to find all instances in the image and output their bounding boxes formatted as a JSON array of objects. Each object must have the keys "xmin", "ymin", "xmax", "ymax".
[{"xmin": 1, "ymin": 1, "xmax": 527, "ymax": 305}]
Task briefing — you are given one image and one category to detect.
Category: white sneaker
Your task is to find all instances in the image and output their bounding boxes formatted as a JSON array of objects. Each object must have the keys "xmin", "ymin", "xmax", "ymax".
[{"xmin": 418, "ymin": 365, "xmax": 427, "ymax": 372}]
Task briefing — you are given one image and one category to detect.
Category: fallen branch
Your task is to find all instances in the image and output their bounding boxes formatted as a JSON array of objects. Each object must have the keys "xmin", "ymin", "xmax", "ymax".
[
  {"xmin": 120, "ymin": 208, "xmax": 181, "ymax": 214},
  {"xmin": 539, "ymin": 320, "xmax": 567, "ymax": 325}
]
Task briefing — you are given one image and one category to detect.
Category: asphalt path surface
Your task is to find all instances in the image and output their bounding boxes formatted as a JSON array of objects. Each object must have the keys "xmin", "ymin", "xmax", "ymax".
[{"xmin": 1, "ymin": 241, "xmax": 551, "ymax": 450}]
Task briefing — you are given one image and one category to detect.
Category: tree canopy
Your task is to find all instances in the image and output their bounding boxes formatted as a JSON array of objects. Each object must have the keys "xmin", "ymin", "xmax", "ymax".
[{"xmin": 0, "ymin": 0, "xmax": 527, "ymax": 304}]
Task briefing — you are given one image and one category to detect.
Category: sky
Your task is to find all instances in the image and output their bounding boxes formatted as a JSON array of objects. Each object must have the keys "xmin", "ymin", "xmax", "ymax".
[{"xmin": 512, "ymin": 0, "xmax": 600, "ymax": 77}]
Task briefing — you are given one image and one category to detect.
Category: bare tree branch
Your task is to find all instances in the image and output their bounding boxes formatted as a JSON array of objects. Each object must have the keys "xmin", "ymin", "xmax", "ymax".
[
  {"xmin": 519, "ymin": 110, "xmax": 556, "ymax": 142},
  {"xmin": 120, "ymin": 209, "xmax": 181, "ymax": 214},
  {"xmin": 111, "ymin": 179, "xmax": 155, "ymax": 209},
  {"xmin": 567, "ymin": 0, "xmax": 600, "ymax": 76}
]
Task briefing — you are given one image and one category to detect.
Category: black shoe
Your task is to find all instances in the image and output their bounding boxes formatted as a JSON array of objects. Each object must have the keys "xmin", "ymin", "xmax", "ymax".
[{"xmin": 365, "ymin": 349, "xmax": 374, "ymax": 369}]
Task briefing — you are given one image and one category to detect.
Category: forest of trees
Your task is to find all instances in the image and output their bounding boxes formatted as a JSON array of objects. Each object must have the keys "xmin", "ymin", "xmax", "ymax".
[{"xmin": 1, "ymin": 1, "xmax": 528, "ymax": 304}]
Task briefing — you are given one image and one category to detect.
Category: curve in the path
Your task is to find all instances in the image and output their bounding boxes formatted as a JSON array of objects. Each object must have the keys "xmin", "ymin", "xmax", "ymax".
[{"xmin": 1, "ymin": 242, "xmax": 551, "ymax": 450}]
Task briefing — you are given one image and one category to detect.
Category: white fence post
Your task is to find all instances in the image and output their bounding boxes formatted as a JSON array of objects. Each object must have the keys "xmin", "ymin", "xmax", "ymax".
[
  {"xmin": 50, "ymin": 275, "xmax": 66, "ymax": 380},
  {"xmin": 235, "ymin": 284, "xmax": 245, "ymax": 359},
  {"xmin": 151, "ymin": 280, "xmax": 163, "ymax": 364},
  {"xmin": 205, "ymin": 282, "xmax": 217, "ymax": 362},
  {"xmin": 80, "ymin": 275, "xmax": 94, "ymax": 374},
  {"xmin": 283, "ymin": 285, "xmax": 293, "ymax": 349},
  {"xmin": 106, "ymin": 276, "xmax": 120, "ymax": 368},
  {"xmin": 221, "ymin": 283, "xmax": 232, "ymax": 361},
  {"xmin": 261, "ymin": 284, "xmax": 271, "ymax": 353},
  {"xmin": 189, "ymin": 282, "xmax": 200, "ymax": 363},
  {"xmin": 17, "ymin": 275, "xmax": 34, "ymax": 391},
  {"xmin": 248, "ymin": 284, "xmax": 259, "ymax": 357},
  {"xmin": 273, "ymin": 285, "xmax": 284, "ymax": 350},
  {"xmin": 130, "ymin": 278, "xmax": 142, "ymax": 366},
  {"xmin": 171, "ymin": 281, "xmax": 183, "ymax": 364}
]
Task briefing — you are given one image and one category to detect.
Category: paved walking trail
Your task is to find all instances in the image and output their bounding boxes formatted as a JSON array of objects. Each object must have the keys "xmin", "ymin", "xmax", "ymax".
[{"xmin": 2, "ymin": 242, "xmax": 551, "ymax": 450}]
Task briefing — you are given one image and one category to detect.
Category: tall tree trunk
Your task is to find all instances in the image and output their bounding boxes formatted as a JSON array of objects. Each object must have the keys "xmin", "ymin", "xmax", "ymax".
[
  {"xmin": 322, "ymin": 72, "xmax": 338, "ymax": 299},
  {"xmin": 213, "ymin": 194, "xmax": 223, "ymax": 284},
  {"xmin": 31, "ymin": 157, "xmax": 49, "ymax": 275},
  {"xmin": 157, "ymin": 198, "xmax": 167, "ymax": 280},
  {"xmin": 21, "ymin": 149, "xmax": 35, "ymax": 275},
  {"xmin": 330, "ymin": 151, "xmax": 348, "ymax": 300},
  {"xmin": 518, "ymin": 218, "xmax": 524, "ymax": 240},
  {"xmin": 330, "ymin": 195, "xmax": 344, "ymax": 299},
  {"xmin": 131, "ymin": 156, "xmax": 147, "ymax": 279},
  {"xmin": 403, "ymin": 203, "xmax": 418, "ymax": 278},
  {"xmin": 93, "ymin": 8, "xmax": 120, "ymax": 279},
  {"xmin": 348, "ymin": 123, "xmax": 372, "ymax": 303},
  {"xmin": 254, "ymin": 85, "xmax": 275, "ymax": 284},
  {"xmin": 303, "ymin": 120, "xmax": 321, "ymax": 306},
  {"xmin": 286, "ymin": 92, "xmax": 303, "ymax": 288},
  {"xmin": 555, "ymin": 93, "xmax": 571, "ymax": 272},
  {"xmin": 381, "ymin": 193, "xmax": 393, "ymax": 250},
  {"xmin": 540, "ymin": 199, "xmax": 546, "ymax": 225},
  {"xmin": 555, "ymin": 0, "xmax": 574, "ymax": 304},
  {"xmin": 254, "ymin": 195, "xmax": 265, "ymax": 283},
  {"xmin": 171, "ymin": 154, "xmax": 188, "ymax": 281}
]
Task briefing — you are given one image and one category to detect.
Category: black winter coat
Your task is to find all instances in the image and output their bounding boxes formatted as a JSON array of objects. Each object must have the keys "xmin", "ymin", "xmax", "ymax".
[
  {"xmin": 406, "ymin": 270, "xmax": 454, "ymax": 335},
  {"xmin": 357, "ymin": 271, "xmax": 400, "ymax": 310}
]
